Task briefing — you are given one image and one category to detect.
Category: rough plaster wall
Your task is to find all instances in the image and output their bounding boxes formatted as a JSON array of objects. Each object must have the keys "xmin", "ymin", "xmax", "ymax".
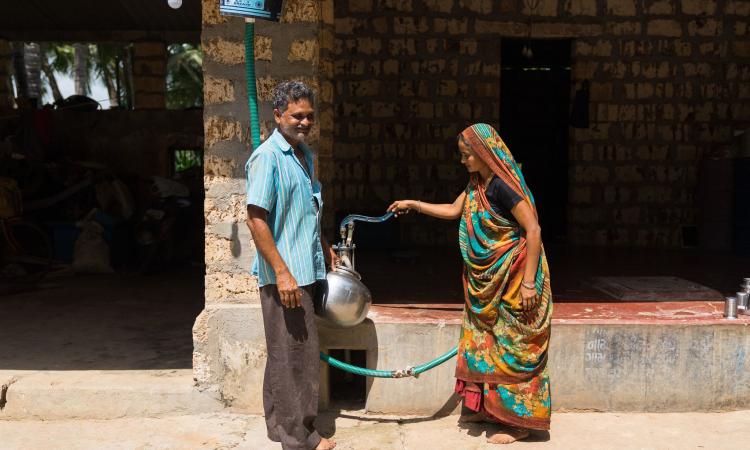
[
  {"xmin": 196, "ymin": 0, "xmax": 334, "ymax": 405},
  {"xmin": 332, "ymin": 0, "xmax": 750, "ymax": 248}
]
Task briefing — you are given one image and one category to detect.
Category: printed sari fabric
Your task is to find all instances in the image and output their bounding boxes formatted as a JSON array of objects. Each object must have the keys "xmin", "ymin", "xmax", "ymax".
[{"xmin": 454, "ymin": 123, "xmax": 553, "ymax": 430}]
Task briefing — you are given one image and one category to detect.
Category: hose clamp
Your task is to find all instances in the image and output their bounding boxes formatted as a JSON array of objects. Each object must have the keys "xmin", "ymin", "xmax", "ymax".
[{"xmin": 392, "ymin": 366, "xmax": 416, "ymax": 378}]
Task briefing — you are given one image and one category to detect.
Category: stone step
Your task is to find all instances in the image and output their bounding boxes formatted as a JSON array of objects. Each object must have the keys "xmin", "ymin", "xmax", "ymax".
[{"xmin": 0, "ymin": 370, "xmax": 224, "ymax": 420}]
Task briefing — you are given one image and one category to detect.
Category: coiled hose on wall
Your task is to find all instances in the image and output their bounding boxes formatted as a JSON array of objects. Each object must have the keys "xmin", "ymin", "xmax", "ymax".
[{"xmin": 243, "ymin": 21, "xmax": 458, "ymax": 378}]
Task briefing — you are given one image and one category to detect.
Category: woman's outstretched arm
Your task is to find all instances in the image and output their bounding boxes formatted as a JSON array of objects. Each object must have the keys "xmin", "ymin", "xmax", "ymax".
[
  {"xmin": 388, "ymin": 191, "xmax": 466, "ymax": 220},
  {"xmin": 510, "ymin": 200, "xmax": 542, "ymax": 311}
]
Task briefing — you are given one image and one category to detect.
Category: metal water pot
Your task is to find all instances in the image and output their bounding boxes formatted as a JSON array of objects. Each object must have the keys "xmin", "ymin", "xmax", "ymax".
[
  {"xmin": 315, "ymin": 212, "xmax": 392, "ymax": 327},
  {"xmin": 317, "ymin": 266, "xmax": 372, "ymax": 328}
]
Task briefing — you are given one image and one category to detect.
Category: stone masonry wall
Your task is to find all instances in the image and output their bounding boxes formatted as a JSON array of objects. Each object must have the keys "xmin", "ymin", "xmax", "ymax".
[
  {"xmin": 196, "ymin": 0, "xmax": 333, "ymax": 407},
  {"xmin": 332, "ymin": 0, "xmax": 750, "ymax": 248},
  {"xmin": 132, "ymin": 42, "xmax": 168, "ymax": 109},
  {"xmin": 201, "ymin": 0, "xmax": 332, "ymax": 308}
]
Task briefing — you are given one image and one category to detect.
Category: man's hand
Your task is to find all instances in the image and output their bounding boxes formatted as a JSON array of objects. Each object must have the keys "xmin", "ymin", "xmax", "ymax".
[
  {"xmin": 327, "ymin": 247, "xmax": 340, "ymax": 270},
  {"xmin": 320, "ymin": 235, "xmax": 339, "ymax": 271},
  {"xmin": 276, "ymin": 269, "xmax": 301, "ymax": 308}
]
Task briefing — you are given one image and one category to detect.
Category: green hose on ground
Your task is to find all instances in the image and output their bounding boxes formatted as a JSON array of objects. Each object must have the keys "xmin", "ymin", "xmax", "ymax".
[
  {"xmin": 320, "ymin": 346, "xmax": 458, "ymax": 378},
  {"xmin": 243, "ymin": 21, "xmax": 456, "ymax": 380}
]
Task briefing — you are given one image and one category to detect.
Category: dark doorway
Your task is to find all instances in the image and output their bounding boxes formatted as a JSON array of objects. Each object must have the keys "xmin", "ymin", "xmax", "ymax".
[
  {"xmin": 499, "ymin": 38, "xmax": 571, "ymax": 242},
  {"xmin": 328, "ymin": 349, "xmax": 367, "ymax": 410}
]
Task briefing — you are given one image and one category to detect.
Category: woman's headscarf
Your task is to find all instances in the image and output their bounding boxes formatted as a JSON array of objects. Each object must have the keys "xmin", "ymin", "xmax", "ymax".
[{"xmin": 460, "ymin": 123, "xmax": 537, "ymax": 218}]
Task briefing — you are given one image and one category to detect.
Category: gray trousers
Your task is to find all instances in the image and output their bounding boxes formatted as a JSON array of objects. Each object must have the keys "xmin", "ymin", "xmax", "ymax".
[{"xmin": 260, "ymin": 283, "xmax": 322, "ymax": 450}]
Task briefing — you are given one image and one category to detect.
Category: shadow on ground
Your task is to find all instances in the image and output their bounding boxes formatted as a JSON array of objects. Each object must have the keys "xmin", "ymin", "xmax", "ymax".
[{"xmin": 0, "ymin": 266, "xmax": 203, "ymax": 370}]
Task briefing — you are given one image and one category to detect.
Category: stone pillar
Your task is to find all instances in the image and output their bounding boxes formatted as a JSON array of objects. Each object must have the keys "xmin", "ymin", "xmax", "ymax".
[
  {"xmin": 132, "ymin": 42, "xmax": 167, "ymax": 109},
  {"xmin": 0, "ymin": 40, "xmax": 14, "ymax": 111},
  {"xmin": 194, "ymin": 0, "xmax": 330, "ymax": 411}
]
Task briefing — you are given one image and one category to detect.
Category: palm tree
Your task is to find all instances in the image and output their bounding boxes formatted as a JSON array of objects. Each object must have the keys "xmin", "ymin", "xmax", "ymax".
[
  {"xmin": 40, "ymin": 43, "xmax": 75, "ymax": 103},
  {"xmin": 166, "ymin": 43, "xmax": 203, "ymax": 109},
  {"xmin": 90, "ymin": 43, "xmax": 135, "ymax": 109},
  {"xmin": 38, "ymin": 42, "xmax": 132, "ymax": 108},
  {"xmin": 10, "ymin": 42, "xmax": 45, "ymax": 105},
  {"xmin": 91, "ymin": 43, "xmax": 121, "ymax": 107},
  {"xmin": 73, "ymin": 43, "xmax": 89, "ymax": 96}
]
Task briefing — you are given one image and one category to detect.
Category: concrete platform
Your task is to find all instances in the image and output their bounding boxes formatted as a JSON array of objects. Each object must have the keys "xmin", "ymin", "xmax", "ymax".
[
  {"xmin": 0, "ymin": 369, "xmax": 223, "ymax": 420},
  {"xmin": 196, "ymin": 300, "xmax": 750, "ymax": 415},
  {"xmin": 325, "ymin": 301, "xmax": 750, "ymax": 413}
]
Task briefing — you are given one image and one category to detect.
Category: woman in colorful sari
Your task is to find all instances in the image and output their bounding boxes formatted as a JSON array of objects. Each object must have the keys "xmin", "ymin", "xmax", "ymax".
[{"xmin": 388, "ymin": 123, "xmax": 552, "ymax": 444}]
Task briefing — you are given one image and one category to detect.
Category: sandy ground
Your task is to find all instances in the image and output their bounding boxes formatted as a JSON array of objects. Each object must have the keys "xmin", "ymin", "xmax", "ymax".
[{"xmin": 1, "ymin": 409, "xmax": 747, "ymax": 450}]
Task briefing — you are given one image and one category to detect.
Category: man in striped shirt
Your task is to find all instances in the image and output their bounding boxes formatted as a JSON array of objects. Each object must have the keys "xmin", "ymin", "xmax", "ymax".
[{"xmin": 245, "ymin": 81, "xmax": 337, "ymax": 450}]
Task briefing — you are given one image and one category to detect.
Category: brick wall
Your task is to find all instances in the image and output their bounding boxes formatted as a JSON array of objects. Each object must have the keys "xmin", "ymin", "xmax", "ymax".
[
  {"xmin": 201, "ymin": 0, "xmax": 331, "ymax": 307},
  {"xmin": 331, "ymin": 0, "xmax": 750, "ymax": 248},
  {"xmin": 133, "ymin": 42, "xmax": 167, "ymax": 109},
  {"xmin": 197, "ymin": 0, "xmax": 334, "ymax": 405}
]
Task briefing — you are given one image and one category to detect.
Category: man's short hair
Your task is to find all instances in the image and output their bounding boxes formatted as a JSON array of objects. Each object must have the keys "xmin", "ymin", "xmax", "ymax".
[{"xmin": 272, "ymin": 80, "xmax": 315, "ymax": 113}]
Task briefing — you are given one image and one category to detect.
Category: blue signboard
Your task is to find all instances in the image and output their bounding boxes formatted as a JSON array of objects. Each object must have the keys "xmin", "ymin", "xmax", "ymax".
[{"xmin": 219, "ymin": 0, "xmax": 284, "ymax": 21}]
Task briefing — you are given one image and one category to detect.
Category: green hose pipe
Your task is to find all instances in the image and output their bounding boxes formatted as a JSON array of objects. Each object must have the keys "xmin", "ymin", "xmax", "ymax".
[
  {"xmin": 412, "ymin": 345, "xmax": 458, "ymax": 375},
  {"xmin": 244, "ymin": 20, "xmax": 262, "ymax": 150},
  {"xmin": 319, "ymin": 346, "xmax": 458, "ymax": 379}
]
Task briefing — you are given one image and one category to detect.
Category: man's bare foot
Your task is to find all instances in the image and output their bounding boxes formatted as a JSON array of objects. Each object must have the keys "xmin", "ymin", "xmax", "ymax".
[
  {"xmin": 458, "ymin": 412, "xmax": 486, "ymax": 423},
  {"xmin": 486, "ymin": 427, "xmax": 530, "ymax": 444},
  {"xmin": 315, "ymin": 437, "xmax": 336, "ymax": 450}
]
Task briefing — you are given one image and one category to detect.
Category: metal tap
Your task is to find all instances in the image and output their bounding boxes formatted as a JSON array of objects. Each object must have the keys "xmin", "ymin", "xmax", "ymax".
[{"xmin": 333, "ymin": 212, "xmax": 394, "ymax": 272}]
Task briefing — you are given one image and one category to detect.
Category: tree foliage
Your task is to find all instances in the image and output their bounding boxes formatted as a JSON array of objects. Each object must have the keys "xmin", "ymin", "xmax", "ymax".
[
  {"xmin": 166, "ymin": 44, "xmax": 203, "ymax": 110},
  {"xmin": 39, "ymin": 42, "xmax": 127, "ymax": 106},
  {"xmin": 18, "ymin": 42, "xmax": 202, "ymax": 110}
]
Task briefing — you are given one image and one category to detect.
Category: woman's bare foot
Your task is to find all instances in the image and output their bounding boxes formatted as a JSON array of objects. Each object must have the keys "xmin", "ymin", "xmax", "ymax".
[
  {"xmin": 486, "ymin": 427, "xmax": 530, "ymax": 444},
  {"xmin": 458, "ymin": 412, "xmax": 487, "ymax": 423},
  {"xmin": 315, "ymin": 437, "xmax": 336, "ymax": 450}
]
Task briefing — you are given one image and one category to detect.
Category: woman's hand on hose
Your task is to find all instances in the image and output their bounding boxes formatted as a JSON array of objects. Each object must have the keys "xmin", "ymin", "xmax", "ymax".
[
  {"xmin": 387, "ymin": 200, "xmax": 415, "ymax": 217},
  {"xmin": 520, "ymin": 285, "xmax": 537, "ymax": 311}
]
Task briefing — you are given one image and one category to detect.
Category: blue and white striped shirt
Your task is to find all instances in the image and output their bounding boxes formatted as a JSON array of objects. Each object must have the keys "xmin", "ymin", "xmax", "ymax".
[{"xmin": 245, "ymin": 129, "xmax": 326, "ymax": 287}]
